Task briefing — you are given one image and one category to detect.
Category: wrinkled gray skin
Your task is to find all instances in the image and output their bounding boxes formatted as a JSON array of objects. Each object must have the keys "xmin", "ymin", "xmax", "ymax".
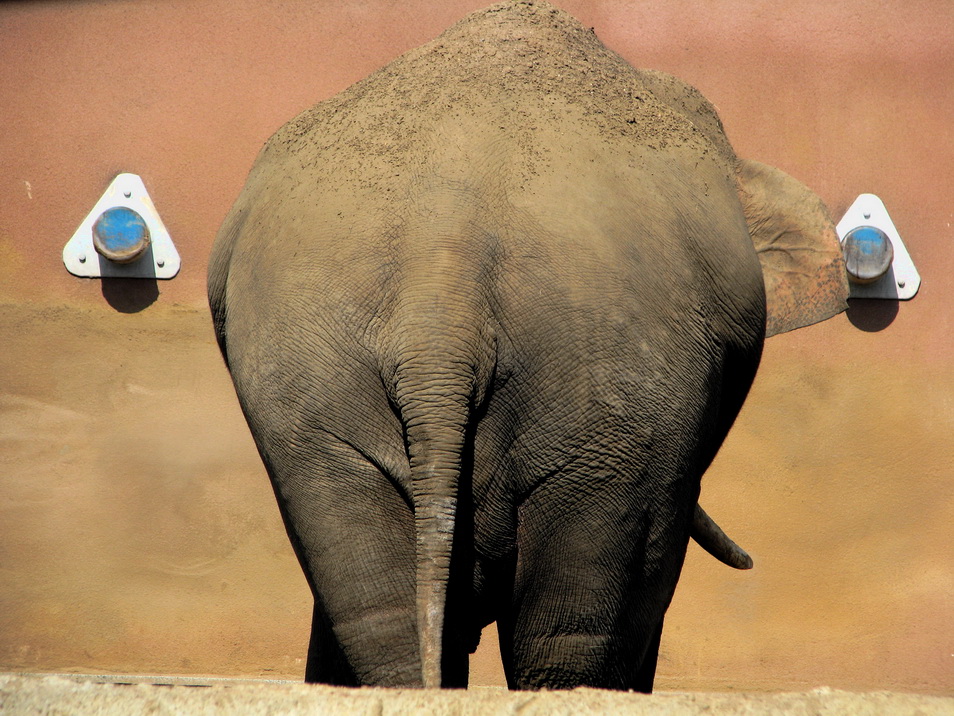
[{"xmin": 208, "ymin": 1, "xmax": 847, "ymax": 692}]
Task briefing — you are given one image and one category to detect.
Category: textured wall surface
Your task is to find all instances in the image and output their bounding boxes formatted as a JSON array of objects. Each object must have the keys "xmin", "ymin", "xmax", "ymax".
[{"xmin": 1, "ymin": 0, "xmax": 951, "ymax": 693}]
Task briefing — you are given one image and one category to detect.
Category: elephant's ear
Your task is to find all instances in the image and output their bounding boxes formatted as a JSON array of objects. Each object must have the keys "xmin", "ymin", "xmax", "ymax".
[{"xmin": 737, "ymin": 159, "xmax": 849, "ymax": 337}]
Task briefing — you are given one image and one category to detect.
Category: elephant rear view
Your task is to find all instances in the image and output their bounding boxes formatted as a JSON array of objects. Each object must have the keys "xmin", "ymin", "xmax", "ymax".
[{"xmin": 208, "ymin": 0, "xmax": 847, "ymax": 691}]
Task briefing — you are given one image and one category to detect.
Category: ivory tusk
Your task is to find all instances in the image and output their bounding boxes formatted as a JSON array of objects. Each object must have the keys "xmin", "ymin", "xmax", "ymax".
[{"xmin": 691, "ymin": 503, "xmax": 754, "ymax": 570}]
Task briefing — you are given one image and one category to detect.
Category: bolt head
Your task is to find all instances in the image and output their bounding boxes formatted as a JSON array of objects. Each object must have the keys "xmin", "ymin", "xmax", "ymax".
[
  {"xmin": 842, "ymin": 225, "xmax": 894, "ymax": 285},
  {"xmin": 92, "ymin": 206, "xmax": 150, "ymax": 264}
]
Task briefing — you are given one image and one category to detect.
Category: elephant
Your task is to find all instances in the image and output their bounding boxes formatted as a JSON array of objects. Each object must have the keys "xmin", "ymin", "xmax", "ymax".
[{"xmin": 208, "ymin": 0, "xmax": 848, "ymax": 692}]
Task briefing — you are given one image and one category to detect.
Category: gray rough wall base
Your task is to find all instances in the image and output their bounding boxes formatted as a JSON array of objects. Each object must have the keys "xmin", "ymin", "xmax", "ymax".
[{"xmin": 1, "ymin": 674, "xmax": 951, "ymax": 715}]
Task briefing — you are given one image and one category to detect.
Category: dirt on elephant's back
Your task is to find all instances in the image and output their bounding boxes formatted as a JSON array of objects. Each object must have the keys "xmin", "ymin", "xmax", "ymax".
[{"xmin": 265, "ymin": 0, "xmax": 735, "ymax": 187}]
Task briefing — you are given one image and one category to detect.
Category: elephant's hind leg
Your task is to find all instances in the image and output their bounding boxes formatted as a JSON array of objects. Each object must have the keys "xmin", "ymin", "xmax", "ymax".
[
  {"xmin": 497, "ymin": 473, "xmax": 687, "ymax": 691},
  {"xmin": 305, "ymin": 601, "xmax": 357, "ymax": 685},
  {"xmin": 269, "ymin": 434, "xmax": 423, "ymax": 686},
  {"xmin": 632, "ymin": 619, "xmax": 664, "ymax": 693}
]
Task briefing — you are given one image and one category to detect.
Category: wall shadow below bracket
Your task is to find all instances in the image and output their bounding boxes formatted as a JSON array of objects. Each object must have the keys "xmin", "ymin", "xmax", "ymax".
[
  {"xmin": 101, "ymin": 278, "xmax": 160, "ymax": 313},
  {"xmin": 846, "ymin": 298, "xmax": 898, "ymax": 332}
]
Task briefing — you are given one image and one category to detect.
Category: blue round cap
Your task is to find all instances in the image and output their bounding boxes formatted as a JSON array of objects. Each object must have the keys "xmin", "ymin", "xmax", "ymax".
[
  {"xmin": 842, "ymin": 225, "xmax": 893, "ymax": 284},
  {"xmin": 92, "ymin": 206, "xmax": 151, "ymax": 264}
]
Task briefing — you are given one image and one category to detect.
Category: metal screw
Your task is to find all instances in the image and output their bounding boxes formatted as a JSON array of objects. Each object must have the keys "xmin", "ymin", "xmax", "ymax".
[
  {"xmin": 78, "ymin": 253, "xmax": 86, "ymax": 263},
  {"xmin": 897, "ymin": 279, "xmax": 906, "ymax": 288},
  {"xmin": 157, "ymin": 258, "xmax": 165, "ymax": 268},
  {"xmin": 123, "ymin": 191, "xmax": 132, "ymax": 198},
  {"xmin": 863, "ymin": 212, "xmax": 871, "ymax": 219}
]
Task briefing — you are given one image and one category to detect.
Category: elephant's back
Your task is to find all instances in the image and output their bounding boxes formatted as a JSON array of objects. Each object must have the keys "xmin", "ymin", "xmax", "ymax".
[
  {"xmin": 218, "ymin": 0, "xmax": 758, "ymax": 315},
  {"xmin": 254, "ymin": 0, "xmax": 730, "ymax": 201},
  {"xmin": 218, "ymin": 0, "xmax": 763, "ymax": 327}
]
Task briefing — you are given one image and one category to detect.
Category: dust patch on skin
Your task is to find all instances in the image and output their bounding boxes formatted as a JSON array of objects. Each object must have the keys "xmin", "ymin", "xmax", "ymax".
[{"xmin": 260, "ymin": 0, "xmax": 736, "ymax": 195}]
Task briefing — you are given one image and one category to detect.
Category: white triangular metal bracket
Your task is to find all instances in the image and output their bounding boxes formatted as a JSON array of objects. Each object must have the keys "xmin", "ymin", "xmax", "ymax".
[
  {"xmin": 836, "ymin": 194, "xmax": 919, "ymax": 300},
  {"xmin": 63, "ymin": 173, "xmax": 180, "ymax": 279}
]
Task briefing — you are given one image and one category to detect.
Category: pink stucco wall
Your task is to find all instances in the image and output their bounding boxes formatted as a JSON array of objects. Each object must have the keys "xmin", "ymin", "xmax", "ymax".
[{"xmin": 1, "ymin": 0, "xmax": 951, "ymax": 693}]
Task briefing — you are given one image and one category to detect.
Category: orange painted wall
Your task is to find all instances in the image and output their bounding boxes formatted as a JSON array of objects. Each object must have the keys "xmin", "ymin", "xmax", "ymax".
[{"xmin": 1, "ymin": 0, "xmax": 951, "ymax": 693}]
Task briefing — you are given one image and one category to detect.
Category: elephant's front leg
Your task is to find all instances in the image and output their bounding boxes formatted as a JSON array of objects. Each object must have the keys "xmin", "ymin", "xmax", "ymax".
[
  {"xmin": 498, "ymin": 471, "xmax": 690, "ymax": 691},
  {"xmin": 269, "ymin": 436, "xmax": 424, "ymax": 686}
]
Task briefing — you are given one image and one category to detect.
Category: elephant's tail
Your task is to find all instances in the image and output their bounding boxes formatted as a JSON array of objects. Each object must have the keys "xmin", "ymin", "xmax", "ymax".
[{"xmin": 388, "ymin": 331, "xmax": 494, "ymax": 688}]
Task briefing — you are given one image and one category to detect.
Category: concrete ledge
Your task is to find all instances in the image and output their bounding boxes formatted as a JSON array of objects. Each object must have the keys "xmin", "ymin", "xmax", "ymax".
[{"xmin": 2, "ymin": 674, "xmax": 952, "ymax": 715}]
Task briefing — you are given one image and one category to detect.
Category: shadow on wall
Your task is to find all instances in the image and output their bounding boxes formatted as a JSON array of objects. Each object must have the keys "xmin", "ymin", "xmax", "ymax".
[
  {"xmin": 845, "ymin": 298, "xmax": 899, "ymax": 332},
  {"xmin": 101, "ymin": 278, "xmax": 160, "ymax": 313}
]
